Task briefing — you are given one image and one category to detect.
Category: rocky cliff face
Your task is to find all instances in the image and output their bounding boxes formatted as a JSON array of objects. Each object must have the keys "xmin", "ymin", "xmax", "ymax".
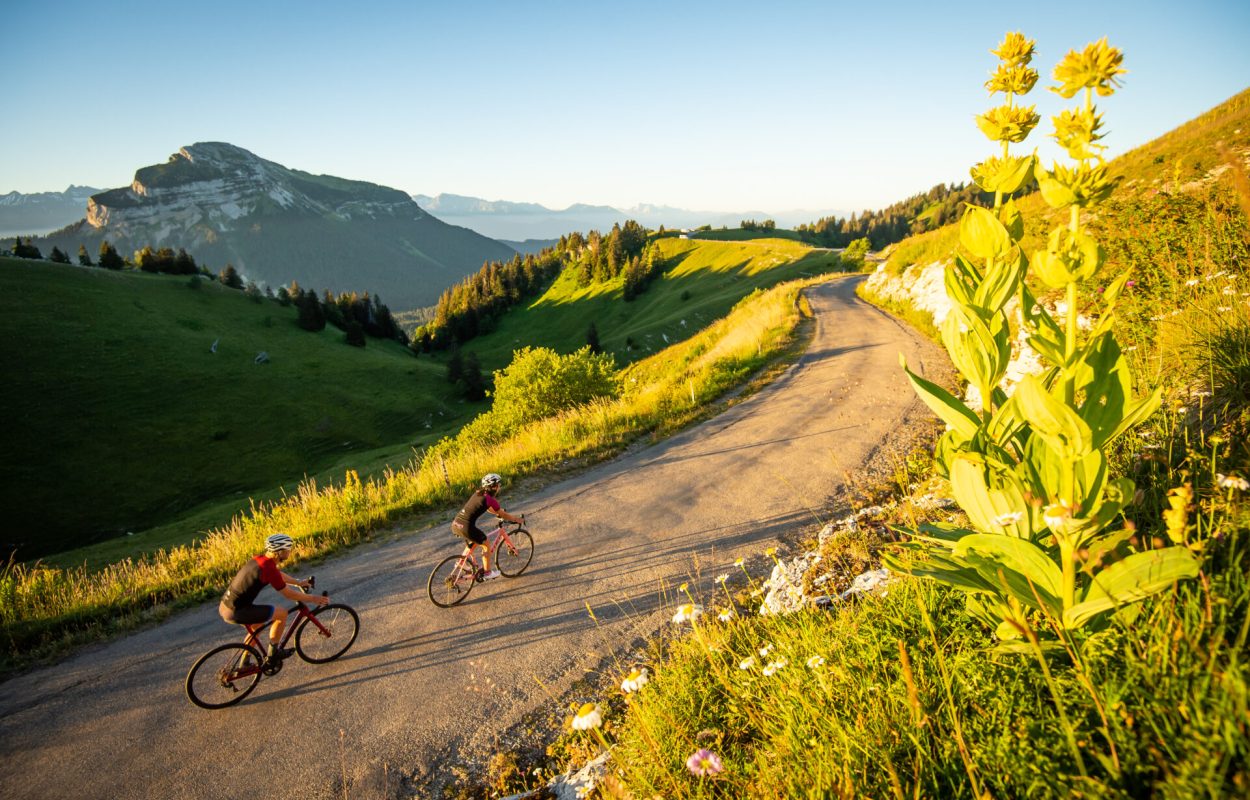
[
  {"xmin": 85, "ymin": 142, "xmax": 421, "ymax": 244},
  {"xmin": 36, "ymin": 142, "xmax": 516, "ymax": 310}
]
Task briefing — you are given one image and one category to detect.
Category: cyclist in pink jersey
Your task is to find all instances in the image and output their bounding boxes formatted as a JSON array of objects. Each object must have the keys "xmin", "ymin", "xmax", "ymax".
[{"xmin": 450, "ymin": 473, "xmax": 524, "ymax": 581}]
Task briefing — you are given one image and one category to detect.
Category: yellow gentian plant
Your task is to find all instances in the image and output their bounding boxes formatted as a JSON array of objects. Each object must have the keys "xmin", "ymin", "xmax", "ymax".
[{"xmin": 887, "ymin": 34, "xmax": 1199, "ymax": 646}]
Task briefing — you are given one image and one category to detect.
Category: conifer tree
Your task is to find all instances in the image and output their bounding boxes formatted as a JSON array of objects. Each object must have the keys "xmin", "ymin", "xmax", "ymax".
[
  {"xmin": 98, "ymin": 240, "xmax": 123, "ymax": 270},
  {"xmin": 460, "ymin": 352, "xmax": 486, "ymax": 401},
  {"xmin": 219, "ymin": 264, "xmax": 244, "ymax": 289},
  {"xmin": 344, "ymin": 319, "xmax": 366, "ymax": 347},
  {"xmin": 49, "ymin": 246, "xmax": 69, "ymax": 264},
  {"xmin": 587, "ymin": 321, "xmax": 603, "ymax": 354},
  {"xmin": 77, "ymin": 244, "xmax": 93, "ymax": 266}
]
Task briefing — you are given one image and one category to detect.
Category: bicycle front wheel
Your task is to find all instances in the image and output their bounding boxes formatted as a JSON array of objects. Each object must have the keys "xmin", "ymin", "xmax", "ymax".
[
  {"xmin": 186, "ymin": 642, "xmax": 264, "ymax": 710},
  {"xmin": 428, "ymin": 555, "xmax": 476, "ymax": 607},
  {"xmin": 496, "ymin": 529, "xmax": 534, "ymax": 577},
  {"xmin": 296, "ymin": 604, "xmax": 360, "ymax": 663}
]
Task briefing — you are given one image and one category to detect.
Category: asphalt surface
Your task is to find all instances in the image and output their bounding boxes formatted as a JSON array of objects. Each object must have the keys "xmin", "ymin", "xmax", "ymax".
[{"xmin": 0, "ymin": 274, "xmax": 949, "ymax": 799}]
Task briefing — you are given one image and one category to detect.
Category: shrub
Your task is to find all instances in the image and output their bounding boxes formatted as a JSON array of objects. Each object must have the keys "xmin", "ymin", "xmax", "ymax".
[{"xmin": 458, "ymin": 346, "xmax": 618, "ymax": 443}]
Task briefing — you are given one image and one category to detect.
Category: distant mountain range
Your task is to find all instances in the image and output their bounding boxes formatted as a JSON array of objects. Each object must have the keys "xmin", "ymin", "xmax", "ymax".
[
  {"xmin": 0, "ymin": 186, "xmax": 100, "ymax": 237},
  {"xmin": 29, "ymin": 143, "xmax": 515, "ymax": 310},
  {"xmin": 412, "ymin": 193, "xmax": 845, "ymax": 240}
]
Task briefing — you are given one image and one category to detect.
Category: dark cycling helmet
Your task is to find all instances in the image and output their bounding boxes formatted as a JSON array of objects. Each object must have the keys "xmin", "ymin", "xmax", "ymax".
[
  {"xmin": 265, "ymin": 533, "xmax": 295, "ymax": 553},
  {"xmin": 481, "ymin": 473, "xmax": 502, "ymax": 490}
]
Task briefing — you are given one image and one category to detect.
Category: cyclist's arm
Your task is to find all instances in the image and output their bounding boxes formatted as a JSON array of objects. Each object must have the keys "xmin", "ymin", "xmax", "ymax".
[
  {"xmin": 277, "ymin": 584, "xmax": 329, "ymax": 605},
  {"xmin": 279, "ymin": 570, "xmax": 310, "ymax": 589},
  {"xmin": 493, "ymin": 507, "xmax": 524, "ymax": 524}
]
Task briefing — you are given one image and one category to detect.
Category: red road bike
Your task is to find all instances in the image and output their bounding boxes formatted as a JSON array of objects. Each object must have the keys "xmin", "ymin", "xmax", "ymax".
[
  {"xmin": 185, "ymin": 578, "xmax": 359, "ymax": 709},
  {"xmin": 427, "ymin": 519, "xmax": 534, "ymax": 607}
]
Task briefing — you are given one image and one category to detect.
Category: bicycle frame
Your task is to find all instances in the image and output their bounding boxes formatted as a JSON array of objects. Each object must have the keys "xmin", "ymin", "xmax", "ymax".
[
  {"xmin": 456, "ymin": 520, "xmax": 522, "ymax": 571},
  {"xmin": 224, "ymin": 595, "xmax": 326, "ymax": 680}
]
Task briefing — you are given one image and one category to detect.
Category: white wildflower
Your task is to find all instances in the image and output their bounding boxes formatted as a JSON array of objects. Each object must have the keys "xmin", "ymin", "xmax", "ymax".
[
  {"xmin": 672, "ymin": 603, "xmax": 703, "ymax": 624},
  {"xmin": 621, "ymin": 667, "xmax": 650, "ymax": 693},
  {"xmin": 571, "ymin": 703, "xmax": 602, "ymax": 731}
]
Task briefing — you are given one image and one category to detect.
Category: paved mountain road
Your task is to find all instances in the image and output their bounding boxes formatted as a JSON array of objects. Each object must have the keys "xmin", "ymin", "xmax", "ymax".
[{"xmin": 0, "ymin": 274, "xmax": 949, "ymax": 799}]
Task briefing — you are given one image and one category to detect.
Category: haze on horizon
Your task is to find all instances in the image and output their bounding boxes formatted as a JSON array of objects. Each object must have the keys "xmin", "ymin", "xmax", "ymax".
[{"xmin": 3, "ymin": 0, "xmax": 1248, "ymax": 215}]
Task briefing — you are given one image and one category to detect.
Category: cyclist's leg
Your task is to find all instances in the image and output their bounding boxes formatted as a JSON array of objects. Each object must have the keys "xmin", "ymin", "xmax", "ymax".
[
  {"xmin": 266, "ymin": 605, "xmax": 287, "ymax": 650},
  {"xmin": 464, "ymin": 525, "xmax": 490, "ymax": 571},
  {"xmin": 223, "ymin": 602, "xmax": 284, "ymax": 658}
]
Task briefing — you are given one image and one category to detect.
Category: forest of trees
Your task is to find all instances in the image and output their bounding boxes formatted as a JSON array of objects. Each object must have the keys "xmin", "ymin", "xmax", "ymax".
[
  {"xmin": 290, "ymin": 284, "xmax": 406, "ymax": 346},
  {"xmin": 417, "ymin": 220, "xmax": 668, "ymax": 354},
  {"xmin": 417, "ymin": 248, "xmax": 565, "ymax": 352},
  {"xmin": 796, "ymin": 182, "xmax": 996, "ymax": 250}
]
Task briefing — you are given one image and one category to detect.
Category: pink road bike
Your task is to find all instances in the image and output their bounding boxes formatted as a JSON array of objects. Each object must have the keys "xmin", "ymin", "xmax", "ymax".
[{"xmin": 427, "ymin": 518, "xmax": 533, "ymax": 607}]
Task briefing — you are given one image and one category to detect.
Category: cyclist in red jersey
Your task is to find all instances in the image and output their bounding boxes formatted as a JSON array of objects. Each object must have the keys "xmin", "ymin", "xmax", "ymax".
[
  {"xmin": 219, "ymin": 533, "xmax": 329, "ymax": 664},
  {"xmin": 451, "ymin": 473, "xmax": 524, "ymax": 581}
]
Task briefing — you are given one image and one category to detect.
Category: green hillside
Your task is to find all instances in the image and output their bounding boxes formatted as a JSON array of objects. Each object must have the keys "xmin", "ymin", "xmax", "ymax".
[
  {"xmin": 1, "ymin": 237, "xmax": 840, "ymax": 563},
  {"xmin": 459, "ymin": 237, "xmax": 841, "ymax": 371},
  {"xmin": 0, "ymin": 258, "xmax": 479, "ymax": 559}
]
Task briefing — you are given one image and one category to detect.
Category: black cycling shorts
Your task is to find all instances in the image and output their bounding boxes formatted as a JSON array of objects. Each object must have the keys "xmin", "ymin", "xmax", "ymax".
[
  {"xmin": 451, "ymin": 519, "xmax": 486, "ymax": 545},
  {"xmin": 219, "ymin": 602, "xmax": 275, "ymax": 626}
]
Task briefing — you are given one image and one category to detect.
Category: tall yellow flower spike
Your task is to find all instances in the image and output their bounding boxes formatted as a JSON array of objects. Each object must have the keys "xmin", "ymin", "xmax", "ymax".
[
  {"xmin": 1051, "ymin": 37, "xmax": 1126, "ymax": 98},
  {"xmin": 976, "ymin": 104, "xmax": 1041, "ymax": 144},
  {"xmin": 1051, "ymin": 107, "xmax": 1107, "ymax": 161},
  {"xmin": 990, "ymin": 31, "xmax": 1035, "ymax": 67},
  {"xmin": 985, "ymin": 64, "xmax": 1039, "ymax": 96}
]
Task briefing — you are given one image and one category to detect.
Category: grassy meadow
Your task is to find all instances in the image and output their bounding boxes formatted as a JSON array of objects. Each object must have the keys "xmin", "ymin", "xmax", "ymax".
[{"xmin": 0, "ymin": 258, "xmax": 476, "ymax": 560}]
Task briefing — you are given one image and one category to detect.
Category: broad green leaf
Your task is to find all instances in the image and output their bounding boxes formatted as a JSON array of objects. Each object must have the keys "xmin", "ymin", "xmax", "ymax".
[
  {"xmin": 907, "ymin": 522, "xmax": 976, "ymax": 545},
  {"xmin": 1064, "ymin": 547, "xmax": 1200, "ymax": 628},
  {"xmin": 1038, "ymin": 168, "xmax": 1078, "ymax": 209},
  {"xmin": 973, "ymin": 247, "xmax": 1025, "ymax": 315},
  {"xmin": 998, "ymin": 198, "xmax": 1025, "ymax": 241},
  {"xmin": 1076, "ymin": 335, "xmax": 1132, "ymax": 447},
  {"xmin": 1015, "ymin": 375, "xmax": 1093, "ymax": 460},
  {"xmin": 954, "ymin": 533, "xmax": 1063, "ymax": 601},
  {"xmin": 949, "ymin": 455, "xmax": 1032, "ymax": 537},
  {"xmin": 1099, "ymin": 386, "xmax": 1163, "ymax": 447},
  {"xmin": 1101, "ymin": 269, "xmax": 1132, "ymax": 307},
  {"xmin": 960, "ymin": 205, "xmax": 1012, "ymax": 261},
  {"xmin": 1081, "ymin": 527, "xmax": 1137, "ymax": 575},
  {"xmin": 1019, "ymin": 284, "xmax": 1065, "ymax": 367},
  {"xmin": 970, "ymin": 154, "xmax": 1036, "ymax": 195},
  {"xmin": 944, "ymin": 256, "xmax": 977, "ymax": 308},
  {"xmin": 883, "ymin": 551, "xmax": 996, "ymax": 594},
  {"xmin": 1030, "ymin": 247, "xmax": 1071, "ymax": 290},
  {"xmin": 964, "ymin": 553, "xmax": 1062, "ymax": 614},
  {"xmin": 899, "ymin": 354, "xmax": 981, "ymax": 441},
  {"xmin": 1025, "ymin": 436, "xmax": 1107, "ymax": 515}
]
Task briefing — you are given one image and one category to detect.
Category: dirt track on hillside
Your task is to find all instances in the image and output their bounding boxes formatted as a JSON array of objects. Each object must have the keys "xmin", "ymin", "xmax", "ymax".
[{"xmin": 0, "ymin": 274, "xmax": 951, "ymax": 799}]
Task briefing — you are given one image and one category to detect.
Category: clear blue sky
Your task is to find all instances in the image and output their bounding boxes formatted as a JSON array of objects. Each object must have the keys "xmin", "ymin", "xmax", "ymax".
[{"xmin": 3, "ymin": 0, "xmax": 1248, "ymax": 214}]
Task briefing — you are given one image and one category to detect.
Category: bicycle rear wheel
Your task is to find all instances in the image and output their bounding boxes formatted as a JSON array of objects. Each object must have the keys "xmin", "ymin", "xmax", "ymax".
[
  {"xmin": 496, "ymin": 529, "xmax": 534, "ymax": 577},
  {"xmin": 185, "ymin": 642, "xmax": 264, "ymax": 709},
  {"xmin": 428, "ymin": 555, "xmax": 476, "ymax": 607},
  {"xmin": 295, "ymin": 604, "xmax": 360, "ymax": 663}
]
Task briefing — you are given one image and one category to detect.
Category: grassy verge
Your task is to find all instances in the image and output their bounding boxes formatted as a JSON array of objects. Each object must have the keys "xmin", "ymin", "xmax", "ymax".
[
  {"xmin": 582, "ymin": 538, "xmax": 1247, "ymax": 797},
  {"xmin": 0, "ymin": 273, "xmax": 834, "ymax": 675}
]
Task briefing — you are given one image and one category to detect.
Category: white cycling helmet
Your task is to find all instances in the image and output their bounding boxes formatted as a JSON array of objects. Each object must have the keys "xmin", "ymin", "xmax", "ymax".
[
  {"xmin": 265, "ymin": 533, "xmax": 295, "ymax": 554},
  {"xmin": 481, "ymin": 473, "xmax": 502, "ymax": 490}
]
